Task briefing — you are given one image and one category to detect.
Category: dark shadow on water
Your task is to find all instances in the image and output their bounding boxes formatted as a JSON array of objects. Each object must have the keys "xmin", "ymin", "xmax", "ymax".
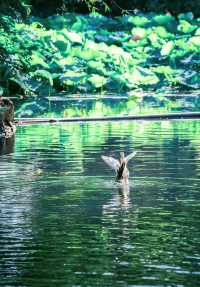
[{"xmin": 0, "ymin": 136, "xmax": 15, "ymax": 156}]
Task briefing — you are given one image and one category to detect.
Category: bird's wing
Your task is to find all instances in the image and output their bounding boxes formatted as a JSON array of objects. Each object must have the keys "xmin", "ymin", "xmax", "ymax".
[
  {"xmin": 125, "ymin": 151, "xmax": 137, "ymax": 163},
  {"xmin": 101, "ymin": 155, "xmax": 120, "ymax": 172}
]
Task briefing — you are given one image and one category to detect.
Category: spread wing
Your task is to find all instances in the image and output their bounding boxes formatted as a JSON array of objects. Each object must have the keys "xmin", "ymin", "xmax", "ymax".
[
  {"xmin": 125, "ymin": 151, "xmax": 137, "ymax": 163},
  {"xmin": 101, "ymin": 155, "xmax": 120, "ymax": 172}
]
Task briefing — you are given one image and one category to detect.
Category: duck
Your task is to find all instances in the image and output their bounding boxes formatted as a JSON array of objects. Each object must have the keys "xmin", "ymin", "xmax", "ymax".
[
  {"xmin": 0, "ymin": 97, "xmax": 16, "ymax": 139},
  {"xmin": 101, "ymin": 151, "xmax": 137, "ymax": 183}
]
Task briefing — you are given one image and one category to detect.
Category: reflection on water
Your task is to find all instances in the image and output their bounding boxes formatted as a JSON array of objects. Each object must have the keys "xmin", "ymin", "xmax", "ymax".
[
  {"xmin": 0, "ymin": 137, "xmax": 15, "ymax": 156},
  {"xmin": 0, "ymin": 120, "xmax": 200, "ymax": 286},
  {"xmin": 16, "ymin": 94, "xmax": 200, "ymax": 118}
]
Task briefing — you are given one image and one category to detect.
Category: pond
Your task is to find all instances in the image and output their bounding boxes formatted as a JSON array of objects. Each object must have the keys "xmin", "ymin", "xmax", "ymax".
[{"xmin": 0, "ymin": 119, "xmax": 200, "ymax": 286}]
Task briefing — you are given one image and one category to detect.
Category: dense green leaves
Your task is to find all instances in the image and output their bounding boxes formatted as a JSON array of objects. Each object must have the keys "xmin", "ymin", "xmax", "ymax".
[
  {"xmin": 0, "ymin": 11, "xmax": 200, "ymax": 99},
  {"xmin": 88, "ymin": 74, "xmax": 107, "ymax": 88}
]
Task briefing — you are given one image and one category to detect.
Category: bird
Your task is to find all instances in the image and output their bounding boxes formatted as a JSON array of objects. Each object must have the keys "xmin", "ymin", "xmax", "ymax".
[
  {"xmin": 0, "ymin": 97, "xmax": 16, "ymax": 139},
  {"xmin": 101, "ymin": 151, "xmax": 137, "ymax": 183}
]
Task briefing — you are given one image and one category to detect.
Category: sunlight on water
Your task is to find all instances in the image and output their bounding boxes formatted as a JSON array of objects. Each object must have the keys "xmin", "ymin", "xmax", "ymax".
[{"xmin": 0, "ymin": 119, "xmax": 200, "ymax": 286}]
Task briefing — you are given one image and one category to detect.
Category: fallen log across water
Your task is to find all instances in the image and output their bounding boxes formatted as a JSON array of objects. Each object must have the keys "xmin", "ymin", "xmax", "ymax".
[{"xmin": 16, "ymin": 112, "xmax": 200, "ymax": 125}]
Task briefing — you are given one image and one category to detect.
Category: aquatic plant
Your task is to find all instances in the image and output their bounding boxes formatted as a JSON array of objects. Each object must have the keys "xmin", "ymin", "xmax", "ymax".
[{"xmin": 0, "ymin": 11, "xmax": 200, "ymax": 105}]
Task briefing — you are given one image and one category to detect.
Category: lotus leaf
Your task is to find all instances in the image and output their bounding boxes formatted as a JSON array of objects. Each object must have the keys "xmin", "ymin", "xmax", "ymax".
[
  {"xmin": 47, "ymin": 33, "xmax": 68, "ymax": 51},
  {"xmin": 195, "ymin": 28, "xmax": 200, "ymax": 35},
  {"xmin": 87, "ymin": 61, "xmax": 107, "ymax": 75},
  {"xmin": 128, "ymin": 16, "xmax": 150, "ymax": 27},
  {"xmin": 153, "ymin": 26, "xmax": 172, "ymax": 38},
  {"xmin": 178, "ymin": 20, "xmax": 198, "ymax": 34},
  {"xmin": 109, "ymin": 73, "xmax": 128, "ymax": 90},
  {"xmin": 128, "ymin": 67, "xmax": 160, "ymax": 86},
  {"xmin": 88, "ymin": 74, "xmax": 107, "ymax": 88},
  {"xmin": 31, "ymin": 70, "xmax": 53, "ymax": 86},
  {"xmin": 189, "ymin": 36, "xmax": 200, "ymax": 49},
  {"xmin": 60, "ymin": 71, "xmax": 87, "ymax": 87},
  {"xmin": 152, "ymin": 66, "xmax": 175, "ymax": 75},
  {"xmin": 47, "ymin": 15, "xmax": 68, "ymax": 30},
  {"xmin": 148, "ymin": 33, "xmax": 162, "ymax": 48},
  {"xmin": 58, "ymin": 56, "xmax": 76, "ymax": 67},
  {"xmin": 178, "ymin": 12, "xmax": 194, "ymax": 21},
  {"xmin": 30, "ymin": 52, "xmax": 49, "ymax": 69},
  {"xmin": 111, "ymin": 73, "xmax": 127, "ymax": 84},
  {"xmin": 1, "ymin": 11, "xmax": 200, "ymax": 97},
  {"xmin": 153, "ymin": 14, "xmax": 175, "ymax": 26},
  {"xmin": 152, "ymin": 66, "xmax": 179, "ymax": 84},
  {"xmin": 131, "ymin": 27, "xmax": 146, "ymax": 38},
  {"xmin": 75, "ymin": 48, "xmax": 106, "ymax": 61},
  {"xmin": 71, "ymin": 17, "xmax": 87, "ymax": 32},
  {"xmin": 60, "ymin": 29, "xmax": 82, "ymax": 44},
  {"xmin": 161, "ymin": 41, "xmax": 174, "ymax": 56}
]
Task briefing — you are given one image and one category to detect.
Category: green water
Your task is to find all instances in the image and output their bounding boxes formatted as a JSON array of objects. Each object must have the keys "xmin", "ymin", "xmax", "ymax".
[
  {"xmin": 15, "ymin": 94, "xmax": 200, "ymax": 118},
  {"xmin": 0, "ymin": 120, "xmax": 200, "ymax": 287}
]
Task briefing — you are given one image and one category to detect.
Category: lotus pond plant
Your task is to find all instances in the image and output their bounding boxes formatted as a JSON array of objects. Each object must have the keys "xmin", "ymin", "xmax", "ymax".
[{"xmin": 0, "ymin": 11, "xmax": 200, "ymax": 102}]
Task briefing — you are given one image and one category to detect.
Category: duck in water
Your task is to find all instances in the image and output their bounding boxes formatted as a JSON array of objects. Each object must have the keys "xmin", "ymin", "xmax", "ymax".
[
  {"xmin": 0, "ymin": 97, "xmax": 16, "ymax": 138},
  {"xmin": 101, "ymin": 151, "xmax": 137, "ymax": 183}
]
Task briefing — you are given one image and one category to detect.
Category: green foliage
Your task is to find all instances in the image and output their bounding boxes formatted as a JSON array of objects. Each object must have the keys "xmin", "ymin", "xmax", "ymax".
[
  {"xmin": 31, "ymin": 70, "xmax": 53, "ymax": 86},
  {"xmin": 0, "ymin": 11, "xmax": 200, "ymax": 101},
  {"xmin": 160, "ymin": 41, "xmax": 174, "ymax": 56},
  {"xmin": 88, "ymin": 74, "xmax": 107, "ymax": 89},
  {"xmin": 177, "ymin": 20, "xmax": 198, "ymax": 34}
]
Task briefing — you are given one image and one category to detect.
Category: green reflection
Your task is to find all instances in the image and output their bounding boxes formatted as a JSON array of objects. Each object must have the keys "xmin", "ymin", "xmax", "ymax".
[
  {"xmin": 0, "ymin": 120, "xmax": 200, "ymax": 287},
  {"xmin": 16, "ymin": 95, "xmax": 200, "ymax": 118}
]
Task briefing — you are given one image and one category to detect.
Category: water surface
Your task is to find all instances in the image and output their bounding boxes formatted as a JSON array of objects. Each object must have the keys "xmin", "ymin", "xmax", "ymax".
[
  {"xmin": 15, "ymin": 93, "xmax": 200, "ymax": 118},
  {"xmin": 0, "ymin": 120, "xmax": 200, "ymax": 287}
]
